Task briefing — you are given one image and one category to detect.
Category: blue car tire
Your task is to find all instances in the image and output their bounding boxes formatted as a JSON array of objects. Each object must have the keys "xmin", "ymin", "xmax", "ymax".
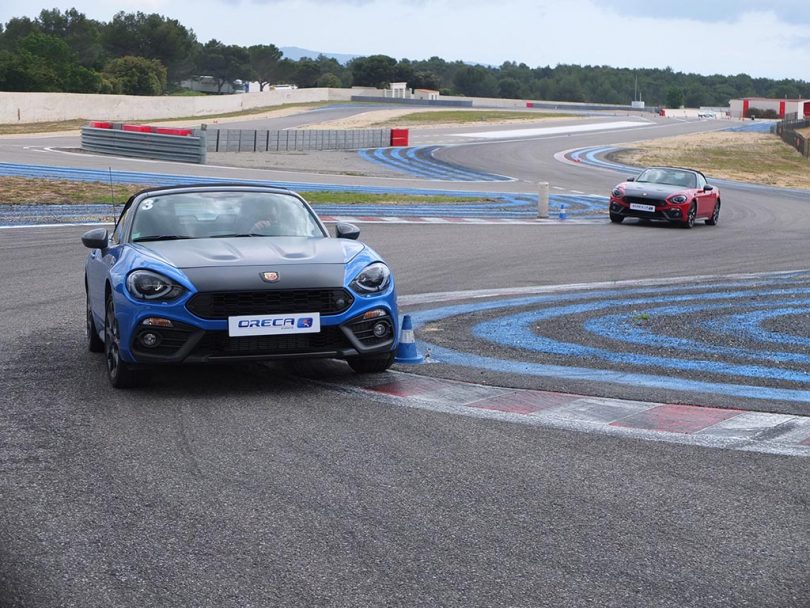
[
  {"xmin": 86, "ymin": 289, "xmax": 104, "ymax": 353},
  {"xmin": 105, "ymin": 296, "xmax": 142, "ymax": 388},
  {"xmin": 347, "ymin": 352, "xmax": 395, "ymax": 373}
]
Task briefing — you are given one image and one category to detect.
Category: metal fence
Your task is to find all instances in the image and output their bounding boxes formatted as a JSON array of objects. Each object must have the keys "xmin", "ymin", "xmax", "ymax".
[
  {"xmin": 81, "ymin": 125, "xmax": 206, "ymax": 163},
  {"xmin": 775, "ymin": 117, "xmax": 810, "ymax": 158},
  {"xmin": 207, "ymin": 129, "xmax": 390, "ymax": 152}
]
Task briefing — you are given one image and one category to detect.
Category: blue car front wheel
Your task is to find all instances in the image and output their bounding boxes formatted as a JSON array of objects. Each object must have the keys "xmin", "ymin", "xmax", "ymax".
[
  {"xmin": 86, "ymin": 290, "xmax": 104, "ymax": 353},
  {"xmin": 105, "ymin": 296, "xmax": 143, "ymax": 389},
  {"xmin": 347, "ymin": 352, "xmax": 395, "ymax": 374}
]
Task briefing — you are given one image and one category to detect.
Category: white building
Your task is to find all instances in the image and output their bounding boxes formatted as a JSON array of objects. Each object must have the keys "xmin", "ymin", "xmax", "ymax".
[{"xmin": 730, "ymin": 98, "xmax": 810, "ymax": 119}]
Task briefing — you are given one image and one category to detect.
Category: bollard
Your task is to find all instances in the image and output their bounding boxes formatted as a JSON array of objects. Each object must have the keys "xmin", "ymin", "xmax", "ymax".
[{"xmin": 537, "ymin": 181, "xmax": 549, "ymax": 218}]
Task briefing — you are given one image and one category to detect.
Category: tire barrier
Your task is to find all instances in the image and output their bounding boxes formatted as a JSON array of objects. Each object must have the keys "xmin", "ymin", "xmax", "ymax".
[{"xmin": 81, "ymin": 123, "xmax": 205, "ymax": 164}]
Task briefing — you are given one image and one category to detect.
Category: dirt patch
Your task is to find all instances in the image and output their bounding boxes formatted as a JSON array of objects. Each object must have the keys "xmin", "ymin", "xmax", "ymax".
[
  {"xmin": 0, "ymin": 177, "xmax": 153, "ymax": 204},
  {"xmin": 610, "ymin": 131, "xmax": 810, "ymax": 190}
]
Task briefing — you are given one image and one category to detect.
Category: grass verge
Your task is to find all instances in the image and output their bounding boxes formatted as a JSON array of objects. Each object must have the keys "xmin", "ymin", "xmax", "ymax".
[
  {"xmin": 0, "ymin": 177, "xmax": 493, "ymax": 205},
  {"xmin": 609, "ymin": 131, "xmax": 810, "ymax": 190}
]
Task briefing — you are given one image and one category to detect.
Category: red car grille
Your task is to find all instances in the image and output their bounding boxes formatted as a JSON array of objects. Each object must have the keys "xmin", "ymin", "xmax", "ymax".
[{"xmin": 625, "ymin": 196, "xmax": 667, "ymax": 207}]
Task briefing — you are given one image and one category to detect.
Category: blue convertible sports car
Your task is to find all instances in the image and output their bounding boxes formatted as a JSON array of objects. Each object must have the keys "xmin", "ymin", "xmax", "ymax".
[{"xmin": 82, "ymin": 184, "xmax": 399, "ymax": 387}]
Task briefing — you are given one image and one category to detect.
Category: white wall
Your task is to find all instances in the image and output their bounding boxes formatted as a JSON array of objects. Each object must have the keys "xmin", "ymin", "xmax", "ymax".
[{"xmin": 0, "ymin": 88, "xmax": 384, "ymax": 124}]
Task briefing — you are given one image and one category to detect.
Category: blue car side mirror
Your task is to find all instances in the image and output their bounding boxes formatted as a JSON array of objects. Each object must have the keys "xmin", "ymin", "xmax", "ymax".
[
  {"xmin": 335, "ymin": 222, "xmax": 360, "ymax": 240},
  {"xmin": 82, "ymin": 228, "xmax": 109, "ymax": 249}
]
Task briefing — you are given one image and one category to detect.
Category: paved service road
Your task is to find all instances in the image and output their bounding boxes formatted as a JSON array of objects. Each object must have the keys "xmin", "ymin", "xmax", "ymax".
[{"xmin": 1, "ymin": 114, "xmax": 809, "ymax": 607}]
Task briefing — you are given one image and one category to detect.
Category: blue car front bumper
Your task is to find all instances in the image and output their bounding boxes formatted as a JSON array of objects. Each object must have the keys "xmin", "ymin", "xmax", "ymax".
[{"xmin": 114, "ymin": 284, "xmax": 398, "ymax": 365}]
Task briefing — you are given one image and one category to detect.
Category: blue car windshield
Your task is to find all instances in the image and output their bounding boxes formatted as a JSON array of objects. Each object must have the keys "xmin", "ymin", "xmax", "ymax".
[
  {"xmin": 130, "ymin": 191, "xmax": 325, "ymax": 241},
  {"xmin": 636, "ymin": 169, "xmax": 697, "ymax": 188}
]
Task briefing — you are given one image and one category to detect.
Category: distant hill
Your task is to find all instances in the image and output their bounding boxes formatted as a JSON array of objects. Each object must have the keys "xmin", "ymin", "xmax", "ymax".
[{"xmin": 280, "ymin": 46, "xmax": 360, "ymax": 64}]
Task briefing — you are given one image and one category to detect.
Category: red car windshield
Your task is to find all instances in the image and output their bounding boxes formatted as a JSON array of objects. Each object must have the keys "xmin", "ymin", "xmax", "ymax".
[{"xmin": 636, "ymin": 169, "xmax": 697, "ymax": 188}]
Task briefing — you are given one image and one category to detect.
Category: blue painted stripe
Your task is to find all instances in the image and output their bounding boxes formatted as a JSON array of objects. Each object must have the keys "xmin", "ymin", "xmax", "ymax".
[
  {"xmin": 584, "ymin": 301, "xmax": 810, "ymax": 365},
  {"xmin": 417, "ymin": 343, "xmax": 810, "ymax": 403},
  {"xmin": 357, "ymin": 146, "xmax": 512, "ymax": 182},
  {"xmin": 473, "ymin": 289, "xmax": 810, "ymax": 382},
  {"xmin": 408, "ymin": 277, "xmax": 810, "ymax": 402},
  {"xmin": 713, "ymin": 308, "xmax": 810, "ymax": 348}
]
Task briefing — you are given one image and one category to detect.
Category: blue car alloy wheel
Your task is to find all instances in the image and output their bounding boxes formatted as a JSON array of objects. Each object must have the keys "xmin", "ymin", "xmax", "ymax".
[{"xmin": 82, "ymin": 183, "xmax": 398, "ymax": 388}]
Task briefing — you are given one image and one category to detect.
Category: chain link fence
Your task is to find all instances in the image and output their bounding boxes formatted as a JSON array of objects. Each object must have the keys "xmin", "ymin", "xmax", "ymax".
[{"xmin": 775, "ymin": 117, "xmax": 810, "ymax": 158}]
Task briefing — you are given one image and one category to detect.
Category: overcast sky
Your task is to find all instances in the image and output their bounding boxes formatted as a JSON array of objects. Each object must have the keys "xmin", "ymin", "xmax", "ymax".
[{"xmin": 1, "ymin": 0, "xmax": 809, "ymax": 80}]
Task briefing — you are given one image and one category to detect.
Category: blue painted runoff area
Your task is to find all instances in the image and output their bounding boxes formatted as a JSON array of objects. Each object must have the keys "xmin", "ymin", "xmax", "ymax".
[
  {"xmin": 585, "ymin": 302, "xmax": 810, "ymax": 364},
  {"xmin": 409, "ymin": 274, "xmax": 810, "ymax": 402},
  {"xmin": 358, "ymin": 146, "xmax": 513, "ymax": 182}
]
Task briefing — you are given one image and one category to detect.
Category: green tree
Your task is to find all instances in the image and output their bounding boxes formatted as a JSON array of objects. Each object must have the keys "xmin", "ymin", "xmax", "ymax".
[
  {"xmin": 0, "ymin": 32, "xmax": 100, "ymax": 93},
  {"xmin": 350, "ymin": 54, "xmax": 397, "ymax": 88},
  {"xmin": 498, "ymin": 77, "xmax": 523, "ymax": 99},
  {"xmin": 290, "ymin": 57, "xmax": 322, "ymax": 88},
  {"xmin": 248, "ymin": 44, "xmax": 282, "ymax": 91},
  {"xmin": 102, "ymin": 12, "xmax": 197, "ymax": 83},
  {"xmin": 410, "ymin": 70, "xmax": 440, "ymax": 90},
  {"xmin": 684, "ymin": 84, "xmax": 708, "ymax": 108},
  {"xmin": 453, "ymin": 65, "xmax": 499, "ymax": 97},
  {"xmin": 104, "ymin": 55, "xmax": 166, "ymax": 95},
  {"xmin": 666, "ymin": 87, "xmax": 684, "ymax": 108},
  {"xmin": 316, "ymin": 72, "xmax": 341, "ymax": 88},
  {"xmin": 0, "ymin": 16, "xmax": 37, "ymax": 51},
  {"xmin": 196, "ymin": 39, "xmax": 250, "ymax": 93},
  {"xmin": 36, "ymin": 8, "xmax": 105, "ymax": 70}
]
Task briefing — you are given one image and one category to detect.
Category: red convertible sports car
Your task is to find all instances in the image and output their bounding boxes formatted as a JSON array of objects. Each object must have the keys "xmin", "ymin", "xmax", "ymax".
[{"xmin": 608, "ymin": 167, "xmax": 721, "ymax": 228}]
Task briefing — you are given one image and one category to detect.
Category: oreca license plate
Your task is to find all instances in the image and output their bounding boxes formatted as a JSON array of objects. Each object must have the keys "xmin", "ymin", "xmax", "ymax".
[
  {"xmin": 228, "ymin": 313, "xmax": 321, "ymax": 337},
  {"xmin": 629, "ymin": 203, "xmax": 656, "ymax": 213}
]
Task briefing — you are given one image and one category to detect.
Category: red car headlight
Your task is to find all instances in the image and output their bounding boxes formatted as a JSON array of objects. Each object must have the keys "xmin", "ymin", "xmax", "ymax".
[{"xmin": 669, "ymin": 195, "xmax": 688, "ymax": 204}]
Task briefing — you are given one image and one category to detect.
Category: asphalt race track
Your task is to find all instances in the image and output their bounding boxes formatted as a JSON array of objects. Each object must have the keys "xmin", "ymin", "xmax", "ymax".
[{"xmin": 1, "ymin": 108, "xmax": 808, "ymax": 607}]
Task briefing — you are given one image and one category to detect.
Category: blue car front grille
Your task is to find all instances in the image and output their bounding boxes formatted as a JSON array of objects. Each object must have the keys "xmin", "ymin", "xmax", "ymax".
[{"xmin": 187, "ymin": 288, "xmax": 354, "ymax": 320}]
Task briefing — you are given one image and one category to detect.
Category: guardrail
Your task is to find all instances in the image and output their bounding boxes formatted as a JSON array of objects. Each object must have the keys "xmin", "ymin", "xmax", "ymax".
[
  {"xmin": 527, "ymin": 101, "xmax": 659, "ymax": 114},
  {"xmin": 81, "ymin": 122, "xmax": 206, "ymax": 163},
  {"xmin": 206, "ymin": 128, "xmax": 406, "ymax": 152},
  {"xmin": 350, "ymin": 96, "xmax": 473, "ymax": 108},
  {"xmin": 775, "ymin": 117, "xmax": 810, "ymax": 158},
  {"xmin": 81, "ymin": 123, "xmax": 409, "ymax": 160}
]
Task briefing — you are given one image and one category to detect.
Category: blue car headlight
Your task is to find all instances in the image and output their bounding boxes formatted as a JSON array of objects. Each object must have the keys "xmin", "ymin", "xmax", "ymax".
[
  {"xmin": 350, "ymin": 262, "xmax": 391, "ymax": 295},
  {"xmin": 127, "ymin": 270, "xmax": 185, "ymax": 301}
]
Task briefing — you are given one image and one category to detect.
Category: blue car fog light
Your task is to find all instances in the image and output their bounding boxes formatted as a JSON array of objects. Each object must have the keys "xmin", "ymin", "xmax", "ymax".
[{"xmin": 139, "ymin": 331, "xmax": 161, "ymax": 348}]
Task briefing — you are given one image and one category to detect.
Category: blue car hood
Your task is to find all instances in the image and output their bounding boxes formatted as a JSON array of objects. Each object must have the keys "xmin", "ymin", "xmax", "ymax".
[
  {"xmin": 133, "ymin": 236, "xmax": 370, "ymax": 292},
  {"xmin": 136, "ymin": 236, "xmax": 365, "ymax": 269}
]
